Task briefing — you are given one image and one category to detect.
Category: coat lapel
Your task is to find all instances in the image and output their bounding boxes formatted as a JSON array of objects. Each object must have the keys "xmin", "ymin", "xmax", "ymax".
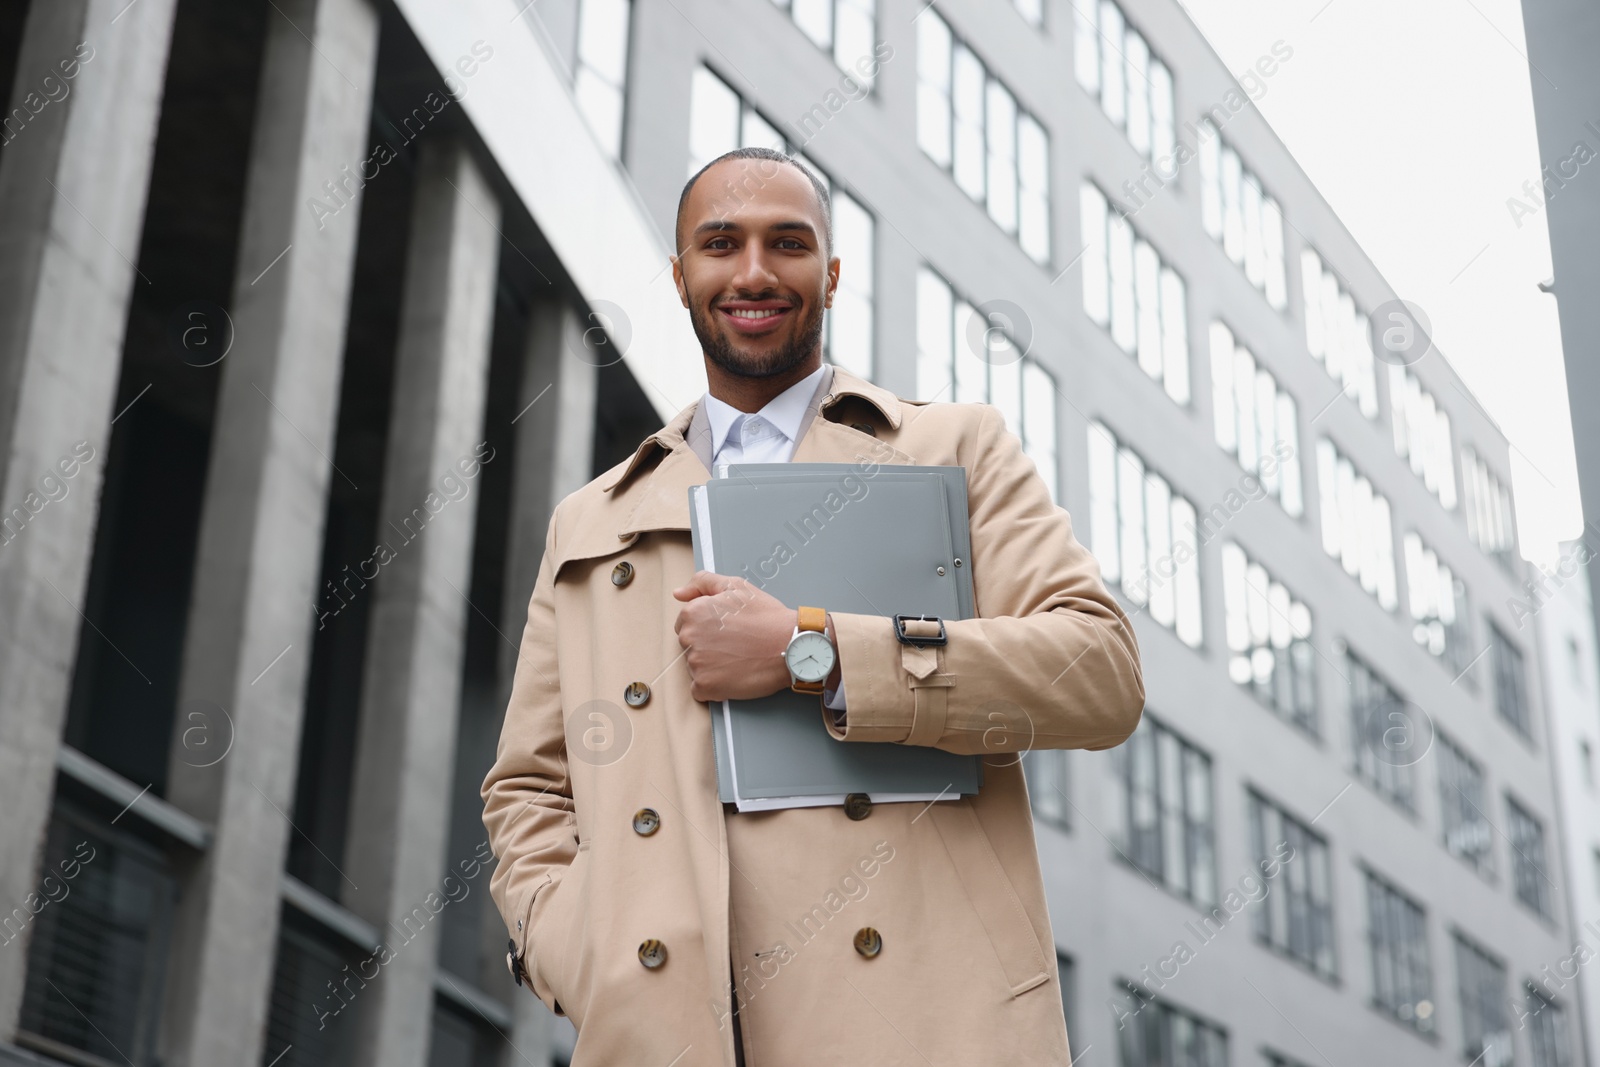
[{"xmin": 609, "ymin": 364, "xmax": 917, "ymax": 542}]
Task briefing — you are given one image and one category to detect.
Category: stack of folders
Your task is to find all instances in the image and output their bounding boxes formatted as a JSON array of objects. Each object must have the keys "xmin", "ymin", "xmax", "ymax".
[{"xmin": 688, "ymin": 461, "xmax": 983, "ymax": 813}]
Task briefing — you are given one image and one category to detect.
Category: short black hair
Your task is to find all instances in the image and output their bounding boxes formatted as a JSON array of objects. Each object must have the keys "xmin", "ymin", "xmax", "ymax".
[{"xmin": 675, "ymin": 147, "xmax": 833, "ymax": 259}]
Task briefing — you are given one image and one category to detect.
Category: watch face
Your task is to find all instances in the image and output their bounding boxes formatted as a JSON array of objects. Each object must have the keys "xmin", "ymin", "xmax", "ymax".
[{"xmin": 785, "ymin": 630, "xmax": 836, "ymax": 683}]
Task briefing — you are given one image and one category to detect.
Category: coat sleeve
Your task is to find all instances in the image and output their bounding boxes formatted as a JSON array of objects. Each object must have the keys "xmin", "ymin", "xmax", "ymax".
[
  {"xmin": 824, "ymin": 402, "xmax": 1144, "ymax": 754},
  {"xmin": 481, "ymin": 510, "xmax": 575, "ymax": 1012}
]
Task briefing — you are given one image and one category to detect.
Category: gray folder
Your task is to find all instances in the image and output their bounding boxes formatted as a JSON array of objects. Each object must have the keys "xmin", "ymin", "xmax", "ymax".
[{"xmin": 689, "ymin": 462, "xmax": 982, "ymax": 810}]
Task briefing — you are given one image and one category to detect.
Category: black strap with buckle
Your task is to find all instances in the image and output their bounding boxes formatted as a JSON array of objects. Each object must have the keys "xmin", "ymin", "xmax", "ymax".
[{"xmin": 892, "ymin": 613, "xmax": 947, "ymax": 647}]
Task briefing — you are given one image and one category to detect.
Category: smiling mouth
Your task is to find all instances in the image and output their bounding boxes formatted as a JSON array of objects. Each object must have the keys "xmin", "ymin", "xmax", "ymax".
[{"xmin": 718, "ymin": 305, "xmax": 792, "ymax": 334}]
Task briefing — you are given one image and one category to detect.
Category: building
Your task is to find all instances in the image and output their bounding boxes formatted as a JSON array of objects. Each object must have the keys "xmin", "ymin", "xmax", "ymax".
[
  {"xmin": 0, "ymin": 0, "xmax": 1578, "ymax": 1066},
  {"xmin": 1533, "ymin": 543, "xmax": 1600, "ymax": 1067}
]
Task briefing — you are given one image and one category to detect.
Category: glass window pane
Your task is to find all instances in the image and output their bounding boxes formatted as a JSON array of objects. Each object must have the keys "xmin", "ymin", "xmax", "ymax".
[
  {"xmin": 1160, "ymin": 269, "xmax": 1188, "ymax": 404},
  {"xmin": 1089, "ymin": 422, "xmax": 1120, "ymax": 581},
  {"xmin": 916, "ymin": 11, "xmax": 952, "ymax": 165},
  {"xmin": 1109, "ymin": 212, "xmax": 1137, "ymax": 353},
  {"xmin": 1210, "ymin": 322, "xmax": 1236, "ymax": 450},
  {"xmin": 1098, "ymin": 1, "xmax": 1125, "ymax": 126},
  {"xmin": 1081, "ymin": 185, "xmax": 1109, "ymax": 325},
  {"xmin": 1125, "ymin": 30, "xmax": 1150, "ymax": 155},
  {"xmin": 835, "ymin": 0, "xmax": 876, "ymax": 87},
  {"xmin": 577, "ymin": 0, "xmax": 631, "ymax": 85},
  {"xmin": 688, "ymin": 66, "xmax": 740, "ymax": 176},
  {"xmin": 1073, "ymin": 0, "xmax": 1100, "ymax": 93}
]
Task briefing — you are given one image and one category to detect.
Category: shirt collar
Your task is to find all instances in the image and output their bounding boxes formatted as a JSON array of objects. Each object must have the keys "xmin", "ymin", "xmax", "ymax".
[{"xmin": 702, "ymin": 363, "xmax": 827, "ymax": 458}]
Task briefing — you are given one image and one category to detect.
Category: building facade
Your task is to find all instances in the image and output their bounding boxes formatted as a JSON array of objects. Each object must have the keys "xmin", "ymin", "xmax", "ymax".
[{"xmin": 0, "ymin": 0, "xmax": 1578, "ymax": 1066}]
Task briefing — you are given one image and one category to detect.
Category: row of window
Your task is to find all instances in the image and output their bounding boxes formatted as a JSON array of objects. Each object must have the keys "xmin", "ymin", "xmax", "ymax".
[
  {"xmin": 1073, "ymin": 0, "xmax": 1176, "ymax": 170},
  {"xmin": 1080, "ymin": 184, "xmax": 1512, "ymax": 568},
  {"xmin": 914, "ymin": 267, "xmax": 1061, "ymax": 503},
  {"xmin": 1198, "ymin": 120, "xmax": 1288, "ymax": 310},
  {"xmin": 1081, "ymin": 183, "xmax": 1191, "ymax": 404},
  {"xmin": 917, "ymin": 9, "xmax": 1052, "ymax": 264},
  {"xmin": 1032, "ymin": 708, "xmax": 1564, "ymax": 1066},
  {"xmin": 1088, "ymin": 421, "xmax": 1204, "ymax": 648}
]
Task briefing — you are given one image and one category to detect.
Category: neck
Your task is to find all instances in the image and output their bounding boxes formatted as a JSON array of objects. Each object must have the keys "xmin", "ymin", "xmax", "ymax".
[{"xmin": 705, "ymin": 356, "xmax": 823, "ymax": 414}]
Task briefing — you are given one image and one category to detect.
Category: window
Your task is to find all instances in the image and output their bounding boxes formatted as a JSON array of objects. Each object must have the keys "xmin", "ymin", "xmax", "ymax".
[
  {"xmin": 1488, "ymin": 621, "xmax": 1530, "ymax": 738},
  {"xmin": 1073, "ymin": 0, "xmax": 1176, "ymax": 169},
  {"xmin": 1264, "ymin": 1054, "xmax": 1314, "ymax": 1067},
  {"xmin": 1115, "ymin": 983, "xmax": 1228, "ymax": 1067},
  {"xmin": 1026, "ymin": 749, "xmax": 1070, "ymax": 830},
  {"xmin": 1364, "ymin": 870, "xmax": 1434, "ymax": 1033},
  {"xmin": 1346, "ymin": 649, "xmax": 1416, "ymax": 811},
  {"xmin": 915, "ymin": 267, "xmax": 1058, "ymax": 499},
  {"xmin": 1081, "ymin": 184, "xmax": 1190, "ymax": 404},
  {"xmin": 917, "ymin": 10, "xmax": 1051, "ymax": 264},
  {"xmin": 768, "ymin": 0, "xmax": 878, "ymax": 86},
  {"xmin": 1210, "ymin": 322, "xmax": 1302, "ymax": 516},
  {"xmin": 687, "ymin": 67, "xmax": 876, "ymax": 380},
  {"xmin": 573, "ymin": 0, "xmax": 633, "ymax": 160},
  {"xmin": 1316, "ymin": 439, "xmax": 1397, "ymax": 610},
  {"xmin": 1301, "ymin": 248, "xmax": 1377, "ymax": 418},
  {"xmin": 1058, "ymin": 951, "xmax": 1077, "ymax": 1043},
  {"xmin": 1198, "ymin": 121, "xmax": 1286, "ymax": 309},
  {"xmin": 1221, "ymin": 542, "xmax": 1315, "ymax": 733},
  {"xmin": 1402, "ymin": 532, "xmax": 1471, "ymax": 676},
  {"xmin": 1455, "ymin": 934, "xmax": 1511, "ymax": 1067},
  {"xmin": 1106, "ymin": 713, "xmax": 1217, "ymax": 906},
  {"xmin": 1507, "ymin": 795, "xmax": 1552, "ymax": 918},
  {"xmin": 1248, "ymin": 791, "xmax": 1335, "ymax": 978},
  {"xmin": 1088, "ymin": 422, "xmax": 1203, "ymax": 647},
  {"xmin": 1461, "ymin": 446, "xmax": 1517, "ymax": 568},
  {"xmin": 1436, "ymin": 734, "xmax": 1493, "ymax": 876},
  {"xmin": 1526, "ymin": 983, "xmax": 1574, "ymax": 1067},
  {"xmin": 1388, "ymin": 365, "xmax": 1456, "ymax": 509},
  {"xmin": 1014, "ymin": 0, "xmax": 1044, "ymax": 27}
]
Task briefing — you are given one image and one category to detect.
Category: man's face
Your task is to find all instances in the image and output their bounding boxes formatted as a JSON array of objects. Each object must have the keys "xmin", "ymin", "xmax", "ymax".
[{"xmin": 672, "ymin": 158, "xmax": 840, "ymax": 379}]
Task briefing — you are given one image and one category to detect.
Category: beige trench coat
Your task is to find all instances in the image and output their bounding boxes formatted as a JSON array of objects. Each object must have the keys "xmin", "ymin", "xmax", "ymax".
[{"xmin": 482, "ymin": 364, "xmax": 1144, "ymax": 1066}]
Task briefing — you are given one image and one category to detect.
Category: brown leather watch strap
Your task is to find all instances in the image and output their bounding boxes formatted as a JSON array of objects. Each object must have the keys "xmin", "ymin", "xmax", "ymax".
[{"xmin": 797, "ymin": 605, "xmax": 826, "ymax": 633}]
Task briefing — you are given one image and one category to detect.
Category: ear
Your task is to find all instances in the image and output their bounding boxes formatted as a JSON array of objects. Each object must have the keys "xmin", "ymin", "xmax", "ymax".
[
  {"xmin": 671, "ymin": 254, "xmax": 689, "ymax": 308},
  {"xmin": 825, "ymin": 254, "xmax": 841, "ymax": 309}
]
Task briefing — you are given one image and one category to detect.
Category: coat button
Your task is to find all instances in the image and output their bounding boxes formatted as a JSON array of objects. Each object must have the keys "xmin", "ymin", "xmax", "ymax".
[
  {"xmin": 851, "ymin": 422, "xmax": 877, "ymax": 437},
  {"xmin": 633, "ymin": 808, "xmax": 660, "ymax": 835},
  {"xmin": 611, "ymin": 561, "xmax": 634, "ymax": 587},
  {"xmin": 844, "ymin": 793, "xmax": 872, "ymax": 820},
  {"xmin": 853, "ymin": 927, "xmax": 882, "ymax": 958},
  {"xmin": 624, "ymin": 682, "xmax": 650, "ymax": 707},
  {"xmin": 639, "ymin": 939, "xmax": 668, "ymax": 968}
]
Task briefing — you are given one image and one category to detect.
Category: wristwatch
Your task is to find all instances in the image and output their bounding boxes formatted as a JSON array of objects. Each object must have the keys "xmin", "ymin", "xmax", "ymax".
[{"xmin": 783, "ymin": 605, "xmax": 837, "ymax": 695}]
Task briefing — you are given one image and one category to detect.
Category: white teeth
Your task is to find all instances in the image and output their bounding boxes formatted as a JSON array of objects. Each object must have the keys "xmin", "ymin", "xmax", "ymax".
[{"xmin": 727, "ymin": 308, "xmax": 783, "ymax": 319}]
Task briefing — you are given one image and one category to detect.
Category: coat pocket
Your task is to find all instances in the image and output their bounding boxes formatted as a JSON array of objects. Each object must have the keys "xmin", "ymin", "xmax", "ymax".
[
  {"xmin": 927, "ymin": 800, "xmax": 1051, "ymax": 997},
  {"xmin": 529, "ymin": 842, "xmax": 592, "ymax": 1019}
]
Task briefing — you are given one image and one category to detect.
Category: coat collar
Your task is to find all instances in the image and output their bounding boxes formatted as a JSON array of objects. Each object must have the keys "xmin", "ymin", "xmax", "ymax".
[
  {"xmin": 596, "ymin": 364, "xmax": 913, "ymax": 544},
  {"xmin": 599, "ymin": 363, "xmax": 905, "ymax": 494}
]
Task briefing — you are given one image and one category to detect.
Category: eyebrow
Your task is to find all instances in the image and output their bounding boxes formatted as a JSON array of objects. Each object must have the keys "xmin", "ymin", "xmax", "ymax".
[{"xmin": 691, "ymin": 219, "xmax": 818, "ymax": 241}]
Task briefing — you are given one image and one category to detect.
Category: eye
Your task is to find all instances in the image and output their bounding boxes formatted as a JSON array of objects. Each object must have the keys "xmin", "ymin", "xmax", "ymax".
[
  {"xmin": 706, "ymin": 236, "xmax": 734, "ymax": 250},
  {"xmin": 777, "ymin": 238, "xmax": 806, "ymax": 249}
]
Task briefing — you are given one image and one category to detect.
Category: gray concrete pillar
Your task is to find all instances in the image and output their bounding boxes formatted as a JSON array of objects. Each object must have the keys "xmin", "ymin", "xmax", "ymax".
[
  {"xmin": 0, "ymin": 0, "xmax": 179, "ymax": 1036},
  {"xmin": 498, "ymin": 300, "xmax": 599, "ymax": 1067},
  {"xmin": 156, "ymin": 0, "xmax": 379, "ymax": 1063},
  {"xmin": 499, "ymin": 301, "xmax": 600, "ymax": 684},
  {"xmin": 341, "ymin": 138, "xmax": 500, "ymax": 1067}
]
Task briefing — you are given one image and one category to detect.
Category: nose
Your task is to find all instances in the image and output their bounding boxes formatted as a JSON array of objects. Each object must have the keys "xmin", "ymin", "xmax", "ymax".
[{"xmin": 728, "ymin": 240, "xmax": 780, "ymax": 295}]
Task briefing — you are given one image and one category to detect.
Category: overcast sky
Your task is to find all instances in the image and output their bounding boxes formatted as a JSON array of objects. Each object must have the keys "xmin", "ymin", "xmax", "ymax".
[{"xmin": 1175, "ymin": 0, "xmax": 1576, "ymax": 569}]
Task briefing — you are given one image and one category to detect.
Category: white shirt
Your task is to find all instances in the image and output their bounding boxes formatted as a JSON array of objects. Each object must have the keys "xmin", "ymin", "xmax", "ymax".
[{"xmin": 701, "ymin": 365, "xmax": 848, "ymax": 714}]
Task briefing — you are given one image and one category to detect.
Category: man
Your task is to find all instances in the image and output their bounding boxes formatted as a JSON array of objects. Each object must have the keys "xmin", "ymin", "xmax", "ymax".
[{"xmin": 482, "ymin": 147, "xmax": 1144, "ymax": 1065}]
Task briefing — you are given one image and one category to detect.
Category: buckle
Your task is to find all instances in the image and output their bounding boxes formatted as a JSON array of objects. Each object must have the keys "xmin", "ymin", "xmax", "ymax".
[{"xmin": 893, "ymin": 614, "xmax": 947, "ymax": 647}]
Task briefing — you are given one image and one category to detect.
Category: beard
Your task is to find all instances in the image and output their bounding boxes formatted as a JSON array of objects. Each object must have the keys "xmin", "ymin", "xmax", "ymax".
[{"xmin": 687, "ymin": 288, "xmax": 825, "ymax": 379}]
